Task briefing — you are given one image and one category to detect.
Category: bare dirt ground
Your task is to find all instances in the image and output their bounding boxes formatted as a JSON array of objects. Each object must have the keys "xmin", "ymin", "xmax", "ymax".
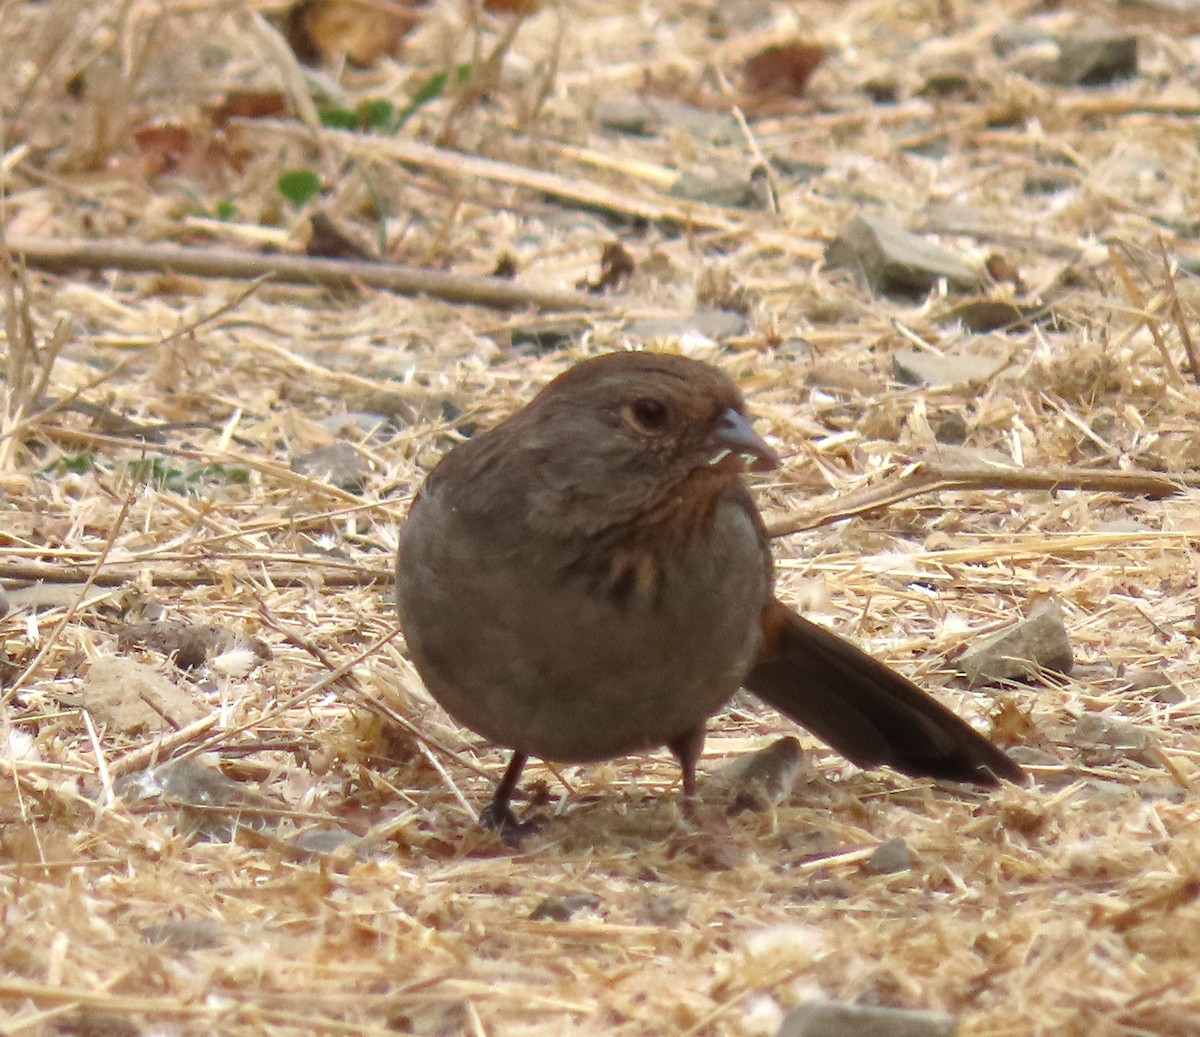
[{"xmin": 3, "ymin": 0, "xmax": 1200, "ymax": 1034}]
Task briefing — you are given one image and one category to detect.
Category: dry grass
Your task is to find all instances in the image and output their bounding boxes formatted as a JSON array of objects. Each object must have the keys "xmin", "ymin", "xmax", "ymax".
[{"xmin": 3, "ymin": 0, "xmax": 1200, "ymax": 1034}]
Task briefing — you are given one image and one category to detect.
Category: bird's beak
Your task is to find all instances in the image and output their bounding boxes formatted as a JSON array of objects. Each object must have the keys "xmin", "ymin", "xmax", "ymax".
[{"xmin": 710, "ymin": 407, "xmax": 781, "ymax": 473}]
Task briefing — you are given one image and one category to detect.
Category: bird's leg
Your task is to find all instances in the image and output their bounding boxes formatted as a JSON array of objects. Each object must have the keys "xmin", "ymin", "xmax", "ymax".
[
  {"xmin": 668, "ymin": 726, "xmax": 707, "ymax": 819},
  {"xmin": 480, "ymin": 752, "xmax": 538, "ymax": 842}
]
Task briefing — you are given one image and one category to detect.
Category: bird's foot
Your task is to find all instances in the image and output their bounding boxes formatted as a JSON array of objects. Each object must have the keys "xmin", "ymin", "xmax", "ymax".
[{"xmin": 480, "ymin": 802, "xmax": 544, "ymax": 846}]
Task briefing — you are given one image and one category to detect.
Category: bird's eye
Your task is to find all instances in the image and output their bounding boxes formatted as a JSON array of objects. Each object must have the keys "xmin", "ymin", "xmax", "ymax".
[{"xmin": 623, "ymin": 397, "xmax": 670, "ymax": 434}]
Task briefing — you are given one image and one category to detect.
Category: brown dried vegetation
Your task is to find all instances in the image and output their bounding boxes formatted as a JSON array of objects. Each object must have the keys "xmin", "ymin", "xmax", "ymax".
[{"xmin": 3, "ymin": 0, "xmax": 1200, "ymax": 1034}]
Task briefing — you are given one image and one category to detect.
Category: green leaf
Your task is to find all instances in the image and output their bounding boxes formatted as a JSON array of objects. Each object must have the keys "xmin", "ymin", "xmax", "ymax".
[
  {"xmin": 319, "ymin": 106, "xmax": 361, "ymax": 130},
  {"xmin": 396, "ymin": 63, "xmax": 473, "ymax": 127},
  {"xmin": 123, "ymin": 457, "xmax": 251, "ymax": 495},
  {"xmin": 277, "ymin": 169, "xmax": 322, "ymax": 207},
  {"xmin": 410, "ymin": 70, "xmax": 450, "ymax": 106},
  {"xmin": 361, "ymin": 98, "xmax": 396, "ymax": 131},
  {"xmin": 214, "ymin": 198, "xmax": 236, "ymax": 221},
  {"xmin": 126, "ymin": 457, "xmax": 182, "ymax": 489},
  {"xmin": 42, "ymin": 452, "xmax": 96, "ymax": 475},
  {"xmin": 196, "ymin": 463, "xmax": 251, "ymax": 486}
]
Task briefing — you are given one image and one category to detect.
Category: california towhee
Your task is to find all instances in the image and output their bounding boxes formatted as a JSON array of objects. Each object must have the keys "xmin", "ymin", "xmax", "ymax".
[{"xmin": 397, "ymin": 352, "xmax": 1021, "ymax": 831}]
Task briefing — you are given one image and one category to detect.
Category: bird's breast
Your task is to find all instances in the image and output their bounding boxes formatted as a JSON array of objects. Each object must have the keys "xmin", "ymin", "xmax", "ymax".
[{"xmin": 397, "ymin": 485, "xmax": 770, "ymax": 761}]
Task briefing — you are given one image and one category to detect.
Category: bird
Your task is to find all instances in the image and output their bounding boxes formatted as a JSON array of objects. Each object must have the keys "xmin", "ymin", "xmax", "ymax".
[{"xmin": 395, "ymin": 351, "xmax": 1022, "ymax": 833}]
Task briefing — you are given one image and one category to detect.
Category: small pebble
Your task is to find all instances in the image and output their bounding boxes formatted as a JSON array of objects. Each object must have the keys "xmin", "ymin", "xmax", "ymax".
[
  {"xmin": 141, "ymin": 918, "xmax": 223, "ymax": 952},
  {"xmin": 292, "ymin": 825, "xmax": 363, "ymax": 858},
  {"xmin": 529, "ymin": 893, "xmax": 599, "ymax": 921},
  {"xmin": 825, "ymin": 214, "xmax": 982, "ymax": 296},
  {"xmin": 957, "ymin": 600, "xmax": 1073, "ymax": 687},
  {"xmin": 892, "ymin": 348, "xmax": 1007, "ymax": 390},
  {"xmin": 933, "ymin": 412, "xmax": 968, "ymax": 444},
  {"xmin": 778, "ymin": 999, "xmax": 958, "ymax": 1037},
  {"xmin": 1072, "ymin": 714, "xmax": 1152, "ymax": 751},
  {"xmin": 1056, "ymin": 33, "xmax": 1137, "ymax": 86},
  {"xmin": 291, "ymin": 441, "xmax": 372, "ymax": 493},
  {"xmin": 721, "ymin": 736, "xmax": 804, "ymax": 813},
  {"xmin": 636, "ymin": 896, "xmax": 688, "ymax": 926},
  {"xmin": 867, "ymin": 837, "xmax": 912, "ymax": 875}
]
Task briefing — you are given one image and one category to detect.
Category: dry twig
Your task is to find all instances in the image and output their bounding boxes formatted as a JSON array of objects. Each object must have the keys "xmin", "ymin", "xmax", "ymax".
[
  {"xmin": 9, "ymin": 237, "xmax": 611, "ymax": 312},
  {"xmin": 767, "ymin": 459, "xmax": 1192, "ymax": 536}
]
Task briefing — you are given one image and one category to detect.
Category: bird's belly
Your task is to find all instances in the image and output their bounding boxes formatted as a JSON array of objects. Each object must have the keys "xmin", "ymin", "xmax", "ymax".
[{"xmin": 398, "ymin": 507, "xmax": 767, "ymax": 762}]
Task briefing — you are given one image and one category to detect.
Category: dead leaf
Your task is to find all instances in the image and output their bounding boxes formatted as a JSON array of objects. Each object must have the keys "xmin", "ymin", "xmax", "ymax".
[
  {"xmin": 989, "ymin": 697, "xmax": 1037, "ymax": 744},
  {"xmin": 985, "ymin": 251, "xmax": 1025, "ymax": 288},
  {"xmin": 483, "ymin": 0, "xmax": 542, "ymax": 13},
  {"xmin": 743, "ymin": 41, "xmax": 826, "ymax": 98},
  {"xmin": 306, "ymin": 212, "xmax": 375, "ymax": 260},
  {"xmin": 283, "ymin": 0, "xmax": 424, "ymax": 66},
  {"xmin": 131, "ymin": 124, "xmax": 193, "ymax": 169},
  {"xmin": 492, "ymin": 253, "xmax": 518, "ymax": 278},
  {"xmin": 578, "ymin": 241, "xmax": 636, "ymax": 294},
  {"xmin": 209, "ymin": 90, "xmax": 289, "ymax": 127},
  {"xmin": 1104, "ymin": 878, "xmax": 1200, "ymax": 933},
  {"xmin": 124, "ymin": 122, "xmax": 236, "ymax": 189}
]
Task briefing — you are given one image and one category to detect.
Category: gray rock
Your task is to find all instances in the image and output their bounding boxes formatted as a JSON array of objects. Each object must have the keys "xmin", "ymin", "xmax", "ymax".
[
  {"xmin": 293, "ymin": 825, "xmax": 363, "ymax": 857},
  {"xmin": 1024, "ymin": 170, "xmax": 1076, "ymax": 195},
  {"xmin": 867, "ymin": 837, "xmax": 912, "ymax": 875},
  {"xmin": 720, "ymin": 736, "xmax": 805, "ymax": 813},
  {"xmin": 352, "ymin": 389, "xmax": 420, "ymax": 425},
  {"xmin": 1122, "ymin": 0, "xmax": 1200, "ymax": 13},
  {"xmin": 1126, "ymin": 667, "xmax": 1185, "ymax": 704},
  {"xmin": 389, "ymin": 1000, "xmax": 471, "ymax": 1036},
  {"xmin": 778, "ymin": 1000, "xmax": 958, "ymax": 1037},
  {"xmin": 1096, "ymin": 518, "xmax": 1152, "ymax": 534},
  {"xmin": 291, "ymin": 440, "xmax": 371, "ymax": 493},
  {"xmin": 636, "ymin": 896, "xmax": 688, "ymax": 926},
  {"xmin": 933, "ymin": 412, "xmax": 969, "ymax": 444},
  {"xmin": 529, "ymin": 893, "xmax": 600, "ymax": 921},
  {"xmin": 825, "ymin": 215, "xmax": 983, "ymax": 296},
  {"xmin": 1006, "ymin": 745, "xmax": 1064, "ymax": 770},
  {"xmin": 940, "ymin": 299, "xmax": 1030, "ymax": 332},
  {"xmin": 1056, "ymin": 33, "xmax": 1138, "ymax": 86},
  {"xmin": 991, "ymin": 24, "xmax": 1054, "ymax": 57},
  {"xmin": 119, "ymin": 619, "xmax": 270, "ymax": 671},
  {"xmin": 1073, "ymin": 713, "xmax": 1152, "ymax": 751},
  {"xmin": 706, "ymin": 0, "xmax": 774, "ymax": 37},
  {"xmin": 625, "ymin": 309, "xmax": 749, "ymax": 342},
  {"xmin": 316, "ymin": 412, "xmax": 392, "ymax": 439},
  {"xmin": 119, "ymin": 758, "xmax": 281, "ymax": 842},
  {"xmin": 670, "ymin": 170, "xmax": 768, "ymax": 209},
  {"xmin": 593, "ymin": 96, "xmax": 738, "ymax": 142},
  {"xmin": 893, "ymin": 348, "xmax": 1007, "ymax": 389},
  {"xmin": 141, "ymin": 918, "xmax": 224, "ymax": 952},
  {"xmin": 956, "ymin": 601, "xmax": 1073, "ymax": 687},
  {"xmin": 993, "ymin": 28, "xmax": 1137, "ymax": 85},
  {"xmin": 3, "ymin": 582, "xmax": 89, "ymax": 612},
  {"xmin": 512, "ymin": 320, "xmax": 588, "ymax": 354},
  {"xmin": 917, "ymin": 66, "xmax": 974, "ymax": 99}
]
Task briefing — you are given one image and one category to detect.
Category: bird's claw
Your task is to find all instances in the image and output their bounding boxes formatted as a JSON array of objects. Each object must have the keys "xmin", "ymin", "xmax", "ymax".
[{"xmin": 480, "ymin": 802, "xmax": 543, "ymax": 846}]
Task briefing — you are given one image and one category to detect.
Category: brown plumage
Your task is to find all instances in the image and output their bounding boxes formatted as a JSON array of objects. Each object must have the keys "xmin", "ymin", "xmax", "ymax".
[{"xmin": 396, "ymin": 351, "xmax": 1022, "ymax": 832}]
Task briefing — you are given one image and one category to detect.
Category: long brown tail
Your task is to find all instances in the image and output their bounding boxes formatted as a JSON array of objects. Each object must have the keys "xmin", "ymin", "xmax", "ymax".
[{"xmin": 744, "ymin": 601, "xmax": 1024, "ymax": 786}]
